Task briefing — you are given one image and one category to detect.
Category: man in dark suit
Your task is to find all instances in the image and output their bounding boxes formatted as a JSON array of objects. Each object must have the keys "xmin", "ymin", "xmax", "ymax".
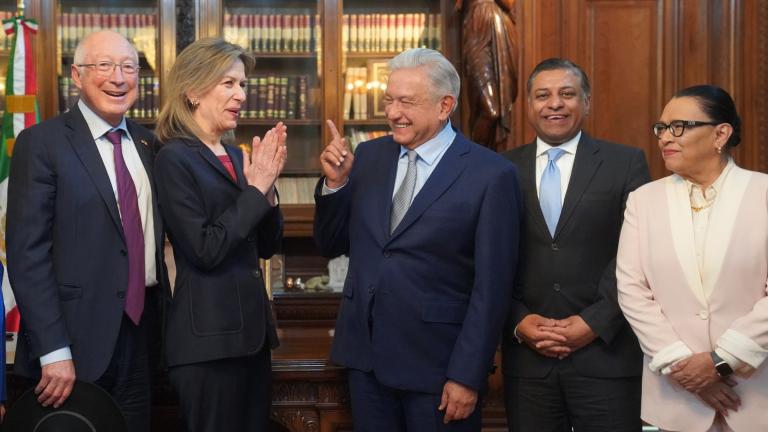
[
  {"xmin": 315, "ymin": 48, "xmax": 522, "ymax": 431},
  {"xmin": 6, "ymin": 30, "xmax": 165, "ymax": 432},
  {"xmin": 502, "ymin": 58, "xmax": 649, "ymax": 431}
]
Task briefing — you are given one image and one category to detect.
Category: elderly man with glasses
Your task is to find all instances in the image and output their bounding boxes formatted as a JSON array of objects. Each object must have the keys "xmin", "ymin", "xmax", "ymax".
[{"xmin": 6, "ymin": 30, "xmax": 167, "ymax": 432}]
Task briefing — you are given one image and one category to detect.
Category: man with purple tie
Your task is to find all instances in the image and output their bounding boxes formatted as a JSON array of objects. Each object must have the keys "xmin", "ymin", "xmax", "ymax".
[{"xmin": 6, "ymin": 30, "xmax": 166, "ymax": 432}]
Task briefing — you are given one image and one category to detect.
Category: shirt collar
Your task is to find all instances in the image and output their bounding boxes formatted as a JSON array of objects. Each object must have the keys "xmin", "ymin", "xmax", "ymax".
[
  {"xmin": 78, "ymin": 99, "xmax": 128, "ymax": 140},
  {"xmin": 684, "ymin": 157, "xmax": 735, "ymax": 198},
  {"xmin": 536, "ymin": 131, "xmax": 582, "ymax": 158},
  {"xmin": 398, "ymin": 121, "xmax": 456, "ymax": 165}
]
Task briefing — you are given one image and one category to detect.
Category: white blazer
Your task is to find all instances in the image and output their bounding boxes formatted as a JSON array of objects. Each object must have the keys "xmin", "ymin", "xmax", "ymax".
[{"xmin": 617, "ymin": 164, "xmax": 768, "ymax": 432}]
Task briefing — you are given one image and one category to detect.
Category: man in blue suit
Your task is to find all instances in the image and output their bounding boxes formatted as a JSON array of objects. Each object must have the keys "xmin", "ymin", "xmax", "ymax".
[{"xmin": 315, "ymin": 48, "xmax": 522, "ymax": 431}]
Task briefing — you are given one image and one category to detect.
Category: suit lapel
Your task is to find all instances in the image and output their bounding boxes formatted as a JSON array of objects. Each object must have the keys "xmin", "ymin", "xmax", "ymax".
[
  {"xmin": 518, "ymin": 143, "xmax": 551, "ymax": 239},
  {"xmin": 66, "ymin": 106, "xmax": 125, "ymax": 243},
  {"xmin": 388, "ymin": 135, "xmax": 468, "ymax": 241},
  {"xmin": 702, "ymin": 165, "xmax": 751, "ymax": 298},
  {"xmin": 556, "ymin": 134, "xmax": 602, "ymax": 238},
  {"xmin": 666, "ymin": 175, "xmax": 707, "ymax": 307},
  {"xmin": 192, "ymin": 140, "xmax": 239, "ymax": 186}
]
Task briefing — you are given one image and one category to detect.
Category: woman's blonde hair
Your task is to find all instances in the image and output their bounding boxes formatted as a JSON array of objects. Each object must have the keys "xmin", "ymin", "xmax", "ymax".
[{"xmin": 155, "ymin": 38, "xmax": 254, "ymax": 143}]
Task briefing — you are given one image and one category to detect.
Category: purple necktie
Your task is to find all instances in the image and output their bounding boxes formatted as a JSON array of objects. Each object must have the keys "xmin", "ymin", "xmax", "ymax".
[{"xmin": 106, "ymin": 130, "xmax": 145, "ymax": 325}]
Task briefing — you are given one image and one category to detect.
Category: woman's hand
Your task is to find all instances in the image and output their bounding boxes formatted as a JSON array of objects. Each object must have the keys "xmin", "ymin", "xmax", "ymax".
[
  {"xmin": 669, "ymin": 352, "xmax": 720, "ymax": 393},
  {"xmin": 244, "ymin": 122, "xmax": 287, "ymax": 196},
  {"xmin": 697, "ymin": 378, "xmax": 740, "ymax": 417}
]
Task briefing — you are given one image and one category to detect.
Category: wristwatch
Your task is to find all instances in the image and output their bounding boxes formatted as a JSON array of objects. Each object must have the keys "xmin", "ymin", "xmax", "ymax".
[{"xmin": 710, "ymin": 351, "xmax": 734, "ymax": 377}]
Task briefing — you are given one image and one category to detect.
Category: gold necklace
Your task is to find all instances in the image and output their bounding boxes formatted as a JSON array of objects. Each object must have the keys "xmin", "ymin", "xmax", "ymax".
[{"xmin": 690, "ymin": 187, "xmax": 717, "ymax": 213}]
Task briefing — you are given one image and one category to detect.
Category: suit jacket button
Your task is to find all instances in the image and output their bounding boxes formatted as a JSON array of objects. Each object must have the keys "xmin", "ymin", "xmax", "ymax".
[
  {"xmin": 120, "ymin": 249, "xmax": 127, "ymax": 256},
  {"xmin": 117, "ymin": 292, "xmax": 125, "ymax": 299},
  {"xmin": 551, "ymin": 243, "xmax": 559, "ymax": 251},
  {"xmin": 383, "ymin": 250, "xmax": 391, "ymax": 258},
  {"xmin": 368, "ymin": 286, "xmax": 375, "ymax": 294},
  {"xmin": 252, "ymin": 269, "xmax": 261, "ymax": 278},
  {"xmin": 553, "ymin": 283, "xmax": 561, "ymax": 292},
  {"xmin": 697, "ymin": 310, "xmax": 709, "ymax": 320}
]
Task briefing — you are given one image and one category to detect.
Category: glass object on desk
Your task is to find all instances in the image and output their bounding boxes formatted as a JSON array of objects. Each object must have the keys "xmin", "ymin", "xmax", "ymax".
[{"xmin": 57, "ymin": 0, "xmax": 159, "ymax": 120}]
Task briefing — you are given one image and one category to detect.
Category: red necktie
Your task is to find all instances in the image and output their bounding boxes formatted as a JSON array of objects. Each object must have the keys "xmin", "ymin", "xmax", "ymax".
[{"xmin": 106, "ymin": 130, "xmax": 145, "ymax": 324}]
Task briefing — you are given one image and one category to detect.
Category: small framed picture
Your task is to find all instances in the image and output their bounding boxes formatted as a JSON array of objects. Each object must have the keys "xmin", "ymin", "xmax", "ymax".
[{"xmin": 367, "ymin": 60, "xmax": 390, "ymax": 118}]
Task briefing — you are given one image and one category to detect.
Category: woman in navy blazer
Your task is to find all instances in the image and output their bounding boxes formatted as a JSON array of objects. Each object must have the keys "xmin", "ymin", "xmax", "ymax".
[{"xmin": 154, "ymin": 38, "xmax": 287, "ymax": 432}]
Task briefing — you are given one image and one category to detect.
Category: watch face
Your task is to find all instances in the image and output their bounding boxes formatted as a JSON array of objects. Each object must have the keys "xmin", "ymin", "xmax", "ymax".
[{"xmin": 715, "ymin": 361, "xmax": 734, "ymax": 377}]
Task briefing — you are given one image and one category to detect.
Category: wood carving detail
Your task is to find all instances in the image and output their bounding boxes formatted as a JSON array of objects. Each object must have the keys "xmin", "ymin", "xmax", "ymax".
[
  {"xmin": 757, "ymin": 0, "xmax": 768, "ymax": 172},
  {"xmin": 272, "ymin": 409, "xmax": 320, "ymax": 432}
]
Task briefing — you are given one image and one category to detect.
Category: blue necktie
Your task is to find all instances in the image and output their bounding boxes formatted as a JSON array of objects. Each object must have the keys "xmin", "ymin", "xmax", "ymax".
[{"xmin": 540, "ymin": 148, "xmax": 566, "ymax": 236}]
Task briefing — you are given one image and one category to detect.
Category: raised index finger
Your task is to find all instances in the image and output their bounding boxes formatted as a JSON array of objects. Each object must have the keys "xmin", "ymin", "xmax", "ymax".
[{"xmin": 326, "ymin": 119, "xmax": 342, "ymax": 141}]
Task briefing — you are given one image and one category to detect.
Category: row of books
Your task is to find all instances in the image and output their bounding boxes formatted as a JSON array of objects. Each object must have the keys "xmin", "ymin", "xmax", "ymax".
[
  {"xmin": 346, "ymin": 129, "xmax": 391, "ymax": 152},
  {"xmin": 59, "ymin": 76, "xmax": 159, "ymax": 120},
  {"xmin": 343, "ymin": 13, "xmax": 441, "ymax": 53},
  {"xmin": 343, "ymin": 67, "xmax": 372, "ymax": 120},
  {"xmin": 275, "ymin": 176, "xmax": 319, "ymax": 204},
  {"xmin": 58, "ymin": 13, "xmax": 156, "ymax": 55},
  {"xmin": 241, "ymin": 75, "xmax": 310, "ymax": 120},
  {"xmin": 224, "ymin": 13, "xmax": 319, "ymax": 53}
]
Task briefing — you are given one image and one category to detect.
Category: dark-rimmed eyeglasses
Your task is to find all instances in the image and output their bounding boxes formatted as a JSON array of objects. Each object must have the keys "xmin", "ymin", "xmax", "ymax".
[
  {"xmin": 77, "ymin": 61, "xmax": 141, "ymax": 76},
  {"xmin": 652, "ymin": 120, "xmax": 718, "ymax": 139}
]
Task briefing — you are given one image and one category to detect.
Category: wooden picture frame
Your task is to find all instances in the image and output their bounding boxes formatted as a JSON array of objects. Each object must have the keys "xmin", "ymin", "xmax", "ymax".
[{"xmin": 367, "ymin": 60, "xmax": 390, "ymax": 118}]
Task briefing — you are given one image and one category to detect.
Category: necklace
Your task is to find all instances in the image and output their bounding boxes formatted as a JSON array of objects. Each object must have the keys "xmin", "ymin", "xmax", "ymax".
[{"xmin": 689, "ymin": 186, "xmax": 717, "ymax": 213}]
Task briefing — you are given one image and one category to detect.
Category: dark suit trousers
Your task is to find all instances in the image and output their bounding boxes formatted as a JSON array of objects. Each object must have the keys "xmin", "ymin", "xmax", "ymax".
[
  {"xmin": 168, "ymin": 344, "xmax": 272, "ymax": 432},
  {"xmin": 94, "ymin": 313, "xmax": 151, "ymax": 432},
  {"xmin": 504, "ymin": 359, "xmax": 641, "ymax": 432},
  {"xmin": 348, "ymin": 369, "xmax": 482, "ymax": 432}
]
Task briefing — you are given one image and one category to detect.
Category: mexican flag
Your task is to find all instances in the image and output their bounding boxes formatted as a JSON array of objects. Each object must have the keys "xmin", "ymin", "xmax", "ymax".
[{"xmin": 1, "ymin": 15, "xmax": 39, "ymax": 337}]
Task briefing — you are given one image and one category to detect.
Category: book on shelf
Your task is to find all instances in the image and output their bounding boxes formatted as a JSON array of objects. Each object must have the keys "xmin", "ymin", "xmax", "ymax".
[
  {"xmin": 341, "ymin": 13, "xmax": 440, "ymax": 52},
  {"xmin": 248, "ymin": 77, "xmax": 259, "ymax": 119},
  {"xmin": 346, "ymin": 128, "xmax": 392, "ymax": 152},
  {"xmin": 59, "ymin": 12, "xmax": 157, "ymax": 60},
  {"xmin": 297, "ymin": 75, "xmax": 308, "ymax": 120},
  {"xmin": 243, "ymin": 74, "xmax": 309, "ymax": 121},
  {"xmin": 224, "ymin": 13, "xmax": 315, "ymax": 53},
  {"xmin": 286, "ymin": 77, "xmax": 297, "ymax": 119},
  {"xmin": 275, "ymin": 176, "xmax": 321, "ymax": 204}
]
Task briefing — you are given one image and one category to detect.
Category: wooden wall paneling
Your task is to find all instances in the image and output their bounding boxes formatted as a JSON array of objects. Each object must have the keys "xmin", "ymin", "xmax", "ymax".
[
  {"xmin": 322, "ymin": 0, "xmax": 340, "ymax": 148},
  {"xmin": 513, "ymin": 0, "xmax": 567, "ymax": 148},
  {"xmin": 738, "ymin": 0, "xmax": 767, "ymax": 173},
  {"xmin": 195, "ymin": 0, "xmax": 221, "ymax": 39},
  {"xmin": 159, "ymin": 0, "xmax": 177, "ymax": 108},
  {"xmin": 29, "ymin": 0, "xmax": 56, "ymax": 121},
  {"xmin": 678, "ymin": 0, "xmax": 710, "ymax": 86},
  {"xmin": 579, "ymin": 0, "xmax": 665, "ymax": 178}
]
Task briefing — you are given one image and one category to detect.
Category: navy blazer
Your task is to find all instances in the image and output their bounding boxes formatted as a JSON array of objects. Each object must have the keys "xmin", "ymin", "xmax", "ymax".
[
  {"xmin": 7, "ymin": 105, "xmax": 167, "ymax": 381},
  {"xmin": 155, "ymin": 137, "xmax": 281, "ymax": 367},
  {"xmin": 315, "ymin": 132, "xmax": 523, "ymax": 394},
  {"xmin": 502, "ymin": 133, "xmax": 649, "ymax": 379}
]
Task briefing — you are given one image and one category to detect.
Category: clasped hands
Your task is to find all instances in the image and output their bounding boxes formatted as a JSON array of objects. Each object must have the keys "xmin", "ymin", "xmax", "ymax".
[
  {"xmin": 668, "ymin": 352, "xmax": 741, "ymax": 417},
  {"xmin": 516, "ymin": 314, "xmax": 597, "ymax": 359}
]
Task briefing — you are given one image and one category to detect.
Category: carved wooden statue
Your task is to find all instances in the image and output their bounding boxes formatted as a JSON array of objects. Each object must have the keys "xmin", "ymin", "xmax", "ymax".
[{"xmin": 457, "ymin": 0, "xmax": 519, "ymax": 151}]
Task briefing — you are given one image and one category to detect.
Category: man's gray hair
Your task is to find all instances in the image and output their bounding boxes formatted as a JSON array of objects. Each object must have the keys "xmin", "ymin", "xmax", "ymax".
[{"xmin": 388, "ymin": 48, "xmax": 460, "ymax": 113}]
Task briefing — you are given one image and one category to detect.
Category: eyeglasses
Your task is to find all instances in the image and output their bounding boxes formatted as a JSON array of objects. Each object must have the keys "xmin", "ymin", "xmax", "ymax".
[
  {"xmin": 77, "ymin": 61, "xmax": 141, "ymax": 76},
  {"xmin": 651, "ymin": 120, "xmax": 719, "ymax": 139}
]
